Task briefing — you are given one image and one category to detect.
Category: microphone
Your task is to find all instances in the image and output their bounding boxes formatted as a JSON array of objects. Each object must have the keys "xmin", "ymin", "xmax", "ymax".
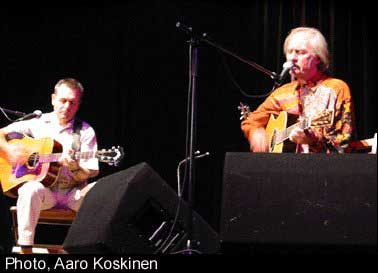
[
  {"xmin": 178, "ymin": 150, "xmax": 210, "ymax": 166},
  {"xmin": 14, "ymin": 110, "xmax": 42, "ymax": 122},
  {"xmin": 194, "ymin": 151, "xmax": 210, "ymax": 159},
  {"xmin": 177, "ymin": 150, "xmax": 210, "ymax": 197},
  {"xmin": 277, "ymin": 61, "xmax": 294, "ymax": 83},
  {"xmin": 176, "ymin": 22, "xmax": 193, "ymax": 34}
]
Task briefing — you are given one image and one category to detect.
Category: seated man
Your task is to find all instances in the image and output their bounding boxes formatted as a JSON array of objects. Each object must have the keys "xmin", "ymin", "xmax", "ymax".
[{"xmin": 0, "ymin": 78, "xmax": 99, "ymax": 253}]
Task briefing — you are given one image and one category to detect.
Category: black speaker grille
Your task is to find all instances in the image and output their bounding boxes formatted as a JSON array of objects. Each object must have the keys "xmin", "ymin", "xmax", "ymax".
[
  {"xmin": 64, "ymin": 162, "xmax": 220, "ymax": 254},
  {"xmin": 220, "ymin": 153, "xmax": 377, "ymax": 248}
]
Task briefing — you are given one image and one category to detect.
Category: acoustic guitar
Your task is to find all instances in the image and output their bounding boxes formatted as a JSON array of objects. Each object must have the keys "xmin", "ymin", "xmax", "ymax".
[
  {"xmin": 0, "ymin": 132, "xmax": 124, "ymax": 198},
  {"xmin": 238, "ymin": 102, "xmax": 334, "ymax": 153},
  {"xmin": 266, "ymin": 110, "xmax": 334, "ymax": 153}
]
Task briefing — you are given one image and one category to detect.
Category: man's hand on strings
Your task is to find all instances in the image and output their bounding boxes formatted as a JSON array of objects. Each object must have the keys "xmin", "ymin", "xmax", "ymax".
[
  {"xmin": 289, "ymin": 127, "xmax": 314, "ymax": 145},
  {"xmin": 59, "ymin": 149, "xmax": 80, "ymax": 171}
]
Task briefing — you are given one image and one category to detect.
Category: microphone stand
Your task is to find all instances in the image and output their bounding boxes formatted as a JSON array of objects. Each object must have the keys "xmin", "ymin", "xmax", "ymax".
[
  {"xmin": 186, "ymin": 36, "xmax": 199, "ymax": 254},
  {"xmin": 176, "ymin": 22, "xmax": 280, "ymax": 254},
  {"xmin": 200, "ymin": 33, "xmax": 278, "ymax": 80},
  {"xmin": 176, "ymin": 23, "xmax": 280, "ymax": 83},
  {"xmin": 0, "ymin": 107, "xmax": 26, "ymax": 117},
  {"xmin": 0, "ymin": 106, "xmax": 27, "ymax": 123}
]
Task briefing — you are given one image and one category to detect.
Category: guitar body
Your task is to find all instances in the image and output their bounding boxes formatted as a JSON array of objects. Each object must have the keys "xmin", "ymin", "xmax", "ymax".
[
  {"xmin": 266, "ymin": 111, "xmax": 287, "ymax": 153},
  {"xmin": 0, "ymin": 133, "xmax": 62, "ymax": 198},
  {"xmin": 266, "ymin": 111, "xmax": 297, "ymax": 153}
]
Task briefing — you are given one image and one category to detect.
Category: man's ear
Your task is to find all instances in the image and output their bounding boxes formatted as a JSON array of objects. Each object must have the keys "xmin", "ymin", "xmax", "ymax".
[{"xmin": 51, "ymin": 93, "xmax": 56, "ymax": 106}]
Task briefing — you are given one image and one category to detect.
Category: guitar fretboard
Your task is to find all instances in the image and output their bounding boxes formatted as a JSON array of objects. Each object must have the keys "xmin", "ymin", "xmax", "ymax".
[
  {"xmin": 38, "ymin": 151, "xmax": 96, "ymax": 163},
  {"xmin": 276, "ymin": 120, "xmax": 306, "ymax": 144}
]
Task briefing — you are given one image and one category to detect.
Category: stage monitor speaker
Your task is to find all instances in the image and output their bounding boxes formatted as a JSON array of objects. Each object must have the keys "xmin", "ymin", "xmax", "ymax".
[
  {"xmin": 220, "ymin": 153, "xmax": 377, "ymax": 253},
  {"xmin": 63, "ymin": 162, "xmax": 220, "ymax": 254}
]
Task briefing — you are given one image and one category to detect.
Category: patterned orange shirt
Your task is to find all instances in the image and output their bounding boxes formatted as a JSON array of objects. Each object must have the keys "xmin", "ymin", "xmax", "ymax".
[{"xmin": 241, "ymin": 77, "xmax": 355, "ymax": 153}]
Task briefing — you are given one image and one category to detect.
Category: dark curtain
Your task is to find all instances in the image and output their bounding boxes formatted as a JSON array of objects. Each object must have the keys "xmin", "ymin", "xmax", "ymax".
[{"xmin": 0, "ymin": 0, "xmax": 374, "ymax": 238}]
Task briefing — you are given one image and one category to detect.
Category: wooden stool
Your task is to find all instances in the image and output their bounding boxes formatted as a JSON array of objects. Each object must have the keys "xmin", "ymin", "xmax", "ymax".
[{"xmin": 10, "ymin": 206, "xmax": 76, "ymax": 254}]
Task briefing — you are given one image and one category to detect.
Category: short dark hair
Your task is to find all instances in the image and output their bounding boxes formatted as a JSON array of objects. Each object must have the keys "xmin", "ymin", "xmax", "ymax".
[{"xmin": 54, "ymin": 78, "xmax": 84, "ymax": 95}]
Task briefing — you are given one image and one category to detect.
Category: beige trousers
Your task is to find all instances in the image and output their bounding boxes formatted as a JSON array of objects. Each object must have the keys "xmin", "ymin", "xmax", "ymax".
[{"xmin": 16, "ymin": 181, "xmax": 95, "ymax": 246}]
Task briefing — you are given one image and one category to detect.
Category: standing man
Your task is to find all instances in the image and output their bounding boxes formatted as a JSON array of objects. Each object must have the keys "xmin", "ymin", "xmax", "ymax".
[{"xmin": 0, "ymin": 78, "xmax": 99, "ymax": 253}]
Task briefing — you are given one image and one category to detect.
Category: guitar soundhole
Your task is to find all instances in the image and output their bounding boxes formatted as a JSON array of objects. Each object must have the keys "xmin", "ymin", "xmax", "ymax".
[
  {"xmin": 27, "ymin": 153, "xmax": 40, "ymax": 167},
  {"xmin": 13, "ymin": 153, "xmax": 42, "ymax": 179}
]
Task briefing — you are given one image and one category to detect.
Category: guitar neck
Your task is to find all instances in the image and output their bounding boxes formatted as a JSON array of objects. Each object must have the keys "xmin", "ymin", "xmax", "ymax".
[
  {"xmin": 276, "ymin": 121, "xmax": 301, "ymax": 143},
  {"xmin": 39, "ymin": 151, "xmax": 96, "ymax": 163}
]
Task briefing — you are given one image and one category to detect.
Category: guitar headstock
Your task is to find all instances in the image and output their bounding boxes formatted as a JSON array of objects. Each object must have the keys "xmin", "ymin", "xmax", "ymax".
[
  {"xmin": 309, "ymin": 110, "xmax": 334, "ymax": 128},
  {"xmin": 238, "ymin": 102, "xmax": 251, "ymax": 121},
  {"xmin": 96, "ymin": 146, "xmax": 124, "ymax": 166}
]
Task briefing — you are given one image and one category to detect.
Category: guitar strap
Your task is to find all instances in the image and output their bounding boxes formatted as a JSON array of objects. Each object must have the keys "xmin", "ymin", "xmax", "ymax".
[
  {"xmin": 51, "ymin": 119, "xmax": 84, "ymax": 191},
  {"xmin": 72, "ymin": 118, "xmax": 83, "ymax": 152}
]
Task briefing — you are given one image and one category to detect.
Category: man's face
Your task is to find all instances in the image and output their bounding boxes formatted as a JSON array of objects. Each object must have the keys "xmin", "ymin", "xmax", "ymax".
[
  {"xmin": 51, "ymin": 84, "xmax": 81, "ymax": 125},
  {"xmin": 285, "ymin": 32, "xmax": 320, "ymax": 81}
]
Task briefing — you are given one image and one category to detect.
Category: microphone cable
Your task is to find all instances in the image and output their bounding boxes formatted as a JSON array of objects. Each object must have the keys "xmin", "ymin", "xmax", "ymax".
[
  {"xmin": 153, "ymin": 150, "xmax": 209, "ymax": 254},
  {"xmin": 0, "ymin": 107, "xmax": 15, "ymax": 121}
]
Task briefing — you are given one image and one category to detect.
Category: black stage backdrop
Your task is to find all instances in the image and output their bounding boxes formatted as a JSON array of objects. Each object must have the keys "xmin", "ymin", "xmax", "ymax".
[{"xmin": 0, "ymin": 0, "xmax": 374, "ymax": 240}]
